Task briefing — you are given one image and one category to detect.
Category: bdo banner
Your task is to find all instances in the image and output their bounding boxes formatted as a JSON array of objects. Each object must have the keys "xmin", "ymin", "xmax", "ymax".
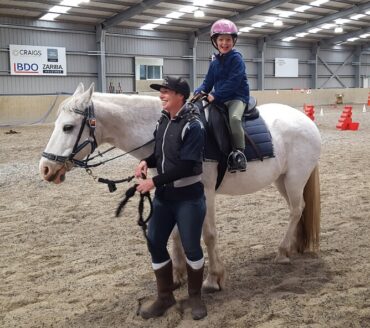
[{"xmin": 10, "ymin": 44, "xmax": 67, "ymax": 76}]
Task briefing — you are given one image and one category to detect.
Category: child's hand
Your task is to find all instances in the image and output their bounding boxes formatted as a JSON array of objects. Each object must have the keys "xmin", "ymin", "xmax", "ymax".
[{"xmin": 207, "ymin": 94, "xmax": 215, "ymax": 103}]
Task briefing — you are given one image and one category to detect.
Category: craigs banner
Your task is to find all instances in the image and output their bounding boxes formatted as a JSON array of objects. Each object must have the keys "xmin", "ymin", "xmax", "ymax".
[{"xmin": 9, "ymin": 44, "xmax": 67, "ymax": 76}]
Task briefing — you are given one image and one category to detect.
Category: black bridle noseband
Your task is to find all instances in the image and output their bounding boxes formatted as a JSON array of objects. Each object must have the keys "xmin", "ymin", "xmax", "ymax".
[{"xmin": 42, "ymin": 103, "xmax": 98, "ymax": 169}]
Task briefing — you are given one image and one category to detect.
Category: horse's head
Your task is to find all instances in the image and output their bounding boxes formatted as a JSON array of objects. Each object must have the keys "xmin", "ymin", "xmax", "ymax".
[{"xmin": 39, "ymin": 82, "xmax": 96, "ymax": 184}]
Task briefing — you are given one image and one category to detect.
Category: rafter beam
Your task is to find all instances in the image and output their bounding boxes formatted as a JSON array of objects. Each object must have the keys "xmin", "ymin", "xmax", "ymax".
[
  {"xmin": 323, "ymin": 27, "xmax": 370, "ymax": 45},
  {"xmin": 194, "ymin": 0, "xmax": 291, "ymax": 36},
  {"xmin": 101, "ymin": 0, "xmax": 162, "ymax": 29},
  {"xmin": 268, "ymin": 2, "xmax": 370, "ymax": 42}
]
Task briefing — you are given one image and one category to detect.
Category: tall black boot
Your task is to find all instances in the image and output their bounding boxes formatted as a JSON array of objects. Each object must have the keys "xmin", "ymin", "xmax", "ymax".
[
  {"xmin": 187, "ymin": 264, "xmax": 207, "ymax": 320},
  {"xmin": 227, "ymin": 149, "xmax": 247, "ymax": 173},
  {"xmin": 140, "ymin": 261, "xmax": 176, "ymax": 319}
]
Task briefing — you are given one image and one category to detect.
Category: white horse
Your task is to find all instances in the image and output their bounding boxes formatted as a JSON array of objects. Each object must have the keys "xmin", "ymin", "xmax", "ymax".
[{"xmin": 39, "ymin": 83, "xmax": 321, "ymax": 292}]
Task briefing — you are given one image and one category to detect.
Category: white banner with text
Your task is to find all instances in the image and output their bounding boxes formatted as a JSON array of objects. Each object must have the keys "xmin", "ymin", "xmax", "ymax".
[{"xmin": 10, "ymin": 44, "xmax": 67, "ymax": 76}]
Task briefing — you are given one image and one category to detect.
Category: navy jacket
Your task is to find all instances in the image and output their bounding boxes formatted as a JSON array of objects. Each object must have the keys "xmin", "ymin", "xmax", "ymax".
[
  {"xmin": 195, "ymin": 49, "xmax": 250, "ymax": 104},
  {"xmin": 144, "ymin": 103, "xmax": 205, "ymax": 200}
]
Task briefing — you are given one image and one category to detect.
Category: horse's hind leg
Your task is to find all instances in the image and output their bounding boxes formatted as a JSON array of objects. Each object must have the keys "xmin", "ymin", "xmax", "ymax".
[
  {"xmin": 171, "ymin": 226, "xmax": 187, "ymax": 287},
  {"xmin": 202, "ymin": 189, "xmax": 226, "ymax": 292},
  {"xmin": 275, "ymin": 173, "xmax": 306, "ymax": 263}
]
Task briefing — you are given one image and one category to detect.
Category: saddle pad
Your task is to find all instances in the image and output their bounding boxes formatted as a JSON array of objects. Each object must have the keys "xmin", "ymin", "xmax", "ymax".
[{"xmin": 242, "ymin": 115, "xmax": 274, "ymax": 161}]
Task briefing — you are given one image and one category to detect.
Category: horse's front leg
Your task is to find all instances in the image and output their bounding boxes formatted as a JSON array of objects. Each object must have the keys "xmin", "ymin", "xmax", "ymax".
[
  {"xmin": 202, "ymin": 189, "xmax": 226, "ymax": 292},
  {"xmin": 171, "ymin": 226, "xmax": 187, "ymax": 287}
]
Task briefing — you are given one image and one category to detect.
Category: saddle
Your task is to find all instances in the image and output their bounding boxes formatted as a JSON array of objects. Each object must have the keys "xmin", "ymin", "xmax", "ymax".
[{"xmin": 192, "ymin": 96, "xmax": 274, "ymax": 189}]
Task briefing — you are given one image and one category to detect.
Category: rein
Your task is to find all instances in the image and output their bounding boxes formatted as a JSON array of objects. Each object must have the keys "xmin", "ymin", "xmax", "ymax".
[{"xmin": 115, "ymin": 179, "xmax": 153, "ymax": 244}]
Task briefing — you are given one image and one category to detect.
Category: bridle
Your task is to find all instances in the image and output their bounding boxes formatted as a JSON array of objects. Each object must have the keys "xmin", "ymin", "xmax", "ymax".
[
  {"xmin": 42, "ymin": 103, "xmax": 98, "ymax": 169},
  {"xmin": 42, "ymin": 102, "xmax": 155, "ymax": 169}
]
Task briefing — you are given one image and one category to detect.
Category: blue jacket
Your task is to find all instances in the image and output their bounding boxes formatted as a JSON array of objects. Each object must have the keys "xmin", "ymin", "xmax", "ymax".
[
  {"xmin": 144, "ymin": 103, "xmax": 205, "ymax": 200},
  {"xmin": 195, "ymin": 49, "xmax": 250, "ymax": 104}
]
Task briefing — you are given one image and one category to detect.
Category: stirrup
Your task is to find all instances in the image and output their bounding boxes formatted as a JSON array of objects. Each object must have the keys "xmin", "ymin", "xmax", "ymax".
[{"xmin": 227, "ymin": 150, "xmax": 247, "ymax": 173}]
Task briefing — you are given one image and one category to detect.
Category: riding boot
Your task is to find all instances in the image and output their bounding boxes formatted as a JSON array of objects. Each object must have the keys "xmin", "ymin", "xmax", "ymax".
[
  {"xmin": 187, "ymin": 263, "xmax": 207, "ymax": 320},
  {"xmin": 227, "ymin": 149, "xmax": 247, "ymax": 173},
  {"xmin": 140, "ymin": 261, "xmax": 176, "ymax": 319}
]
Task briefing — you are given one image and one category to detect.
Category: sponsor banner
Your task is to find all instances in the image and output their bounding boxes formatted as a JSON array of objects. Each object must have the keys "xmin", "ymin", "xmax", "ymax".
[{"xmin": 10, "ymin": 45, "xmax": 67, "ymax": 76}]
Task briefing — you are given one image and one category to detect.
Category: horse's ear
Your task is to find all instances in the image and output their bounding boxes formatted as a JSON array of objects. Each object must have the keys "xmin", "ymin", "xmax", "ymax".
[
  {"xmin": 87, "ymin": 83, "xmax": 95, "ymax": 97},
  {"xmin": 73, "ymin": 82, "xmax": 84, "ymax": 96},
  {"xmin": 80, "ymin": 83, "xmax": 94, "ymax": 103}
]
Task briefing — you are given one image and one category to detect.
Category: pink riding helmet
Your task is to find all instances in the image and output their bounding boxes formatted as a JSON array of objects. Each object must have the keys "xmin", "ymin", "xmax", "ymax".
[{"xmin": 210, "ymin": 19, "xmax": 238, "ymax": 49}]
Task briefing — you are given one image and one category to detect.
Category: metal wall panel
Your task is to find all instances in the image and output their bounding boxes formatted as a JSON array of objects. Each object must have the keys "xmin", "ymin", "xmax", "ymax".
[
  {"xmin": 163, "ymin": 59, "xmax": 190, "ymax": 76},
  {"xmin": 106, "ymin": 34, "xmax": 189, "ymax": 57},
  {"xmin": 106, "ymin": 56, "xmax": 133, "ymax": 75},
  {"xmin": 0, "ymin": 21, "xmax": 97, "ymax": 94},
  {"xmin": 1, "ymin": 18, "xmax": 370, "ymax": 95}
]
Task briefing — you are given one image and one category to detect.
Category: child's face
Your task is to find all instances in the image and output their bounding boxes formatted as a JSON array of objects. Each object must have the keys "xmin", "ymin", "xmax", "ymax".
[{"xmin": 216, "ymin": 34, "xmax": 234, "ymax": 54}]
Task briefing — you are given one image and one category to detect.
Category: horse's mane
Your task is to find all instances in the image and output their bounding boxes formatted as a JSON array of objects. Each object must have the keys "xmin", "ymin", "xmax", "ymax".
[
  {"xmin": 58, "ymin": 96, "xmax": 75, "ymax": 115},
  {"xmin": 93, "ymin": 92, "xmax": 161, "ymax": 111},
  {"xmin": 58, "ymin": 91, "xmax": 161, "ymax": 115}
]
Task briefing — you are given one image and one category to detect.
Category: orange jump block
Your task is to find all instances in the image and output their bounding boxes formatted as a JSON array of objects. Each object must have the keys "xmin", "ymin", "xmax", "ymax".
[
  {"xmin": 336, "ymin": 105, "xmax": 359, "ymax": 131},
  {"xmin": 304, "ymin": 104, "xmax": 315, "ymax": 121}
]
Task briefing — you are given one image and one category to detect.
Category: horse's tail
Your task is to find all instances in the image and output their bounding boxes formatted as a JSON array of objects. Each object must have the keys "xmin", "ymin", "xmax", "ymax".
[{"xmin": 297, "ymin": 165, "xmax": 320, "ymax": 253}]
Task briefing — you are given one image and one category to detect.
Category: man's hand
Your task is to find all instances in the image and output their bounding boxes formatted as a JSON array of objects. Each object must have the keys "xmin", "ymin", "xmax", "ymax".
[
  {"xmin": 136, "ymin": 178, "xmax": 155, "ymax": 193},
  {"xmin": 135, "ymin": 160, "xmax": 148, "ymax": 178}
]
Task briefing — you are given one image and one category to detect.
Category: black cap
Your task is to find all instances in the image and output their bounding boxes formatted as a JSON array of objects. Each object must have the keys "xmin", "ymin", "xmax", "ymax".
[{"xmin": 150, "ymin": 76, "xmax": 190, "ymax": 100}]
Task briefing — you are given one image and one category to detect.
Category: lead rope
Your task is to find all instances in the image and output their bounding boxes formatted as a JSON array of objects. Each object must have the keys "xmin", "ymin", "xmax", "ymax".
[{"xmin": 115, "ymin": 175, "xmax": 153, "ymax": 245}]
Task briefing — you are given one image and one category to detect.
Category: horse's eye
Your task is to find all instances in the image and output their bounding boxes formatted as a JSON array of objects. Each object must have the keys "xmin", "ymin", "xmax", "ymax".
[{"xmin": 63, "ymin": 125, "xmax": 74, "ymax": 133}]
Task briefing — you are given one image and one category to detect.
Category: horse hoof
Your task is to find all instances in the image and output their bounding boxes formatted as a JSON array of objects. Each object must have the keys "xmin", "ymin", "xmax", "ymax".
[
  {"xmin": 274, "ymin": 255, "xmax": 291, "ymax": 264},
  {"xmin": 202, "ymin": 284, "xmax": 221, "ymax": 294},
  {"xmin": 172, "ymin": 281, "xmax": 181, "ymax": 290}
]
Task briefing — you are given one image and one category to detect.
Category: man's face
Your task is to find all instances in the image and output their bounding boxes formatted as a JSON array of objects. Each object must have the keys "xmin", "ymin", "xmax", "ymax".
[{"xmin": 159, "ymin": 87, "xmax": 183, "ymax": 113}]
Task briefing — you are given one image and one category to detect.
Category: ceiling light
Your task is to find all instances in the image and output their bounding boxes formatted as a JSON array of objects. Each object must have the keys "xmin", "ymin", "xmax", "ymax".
[
  {"xmin": 347, "ymin": 37, "xmax": 359, "ymax": 42},
  {"xmin": 265, "ymin": 17, "xmax": 277, "ymax": 23},
  {"xmin": 296, "ymin": 32, "xmax": 309, "ymax": 37},
  {"xmin": 295, "ymin": 5, "xmax": 311, "ymax": 12},
  {"xmin": 366, "ymin": 10, "xmax": 370, "ymax": 15},
  {"xmin": 282, "ymin": 36, "xmax": 297, "ymax": 42},
  {"xmin": 166, "ymin": 12, "xmax": 185, "ymax": 19},
  {"xmin": 279, "ymin": 11, "xmax": 294, "ymax": 18},
  {"xmin": 273, "ymin": 19, "xmax": 283, "ymax": 27},
  {"xmin": 334, "ymin": 25, "xmax": 343, "ymax": 33},
  {"xmin": 239, "ymin": 27, "xmax": 254, "ymax": 33},
  {"xmin": 49, "ymin": 5, "xmax": 71, "ymax": 14},
  {"xmin": 252, "ymin": 22, "xmax": 267, "ymax": 28},
  {"xmin": 193, "ymin": 0, "xmax": 213, "ymax": 6},
  {"xmin": 308, "ymin": 28, "xmax": 321, "ymax": 33},
  {"xmin": 140, "ymin": 23, "xmax": 159, "ymax": 30},
  {"xmin": 335, "ymin": 18, "xmax": 350, "ymax": 25},
  {"xmin": 360, "ymin": 33, "xmax": 370, "ymax": 38},
  {"xmin": 350, "ymin": 14, "xmax": 366, "ymax": 20},
  {"xmin": 194, "ymin": 9, "xmax": 205, "ymax": 18},
  {"xmin": 321, "ymin": 23, "xmax": 335, "ymax": 29},
  {"xmin": 179, "ymin": 5, "xmax": 197, "ymax": 13},
  {"xmin": 154, "ymin": 18, "xmax": 171, "ymax": 24},
  {"xmin": 310, "ymin": 0, "xmax": 329, "ymax": 6},
  {"xmin": 40, "ymin": 13, "xmax": 60, "ymax": 21},
  {"xmin": 60, "ymin": 0, "xmax": 89, "ymax": 6}
]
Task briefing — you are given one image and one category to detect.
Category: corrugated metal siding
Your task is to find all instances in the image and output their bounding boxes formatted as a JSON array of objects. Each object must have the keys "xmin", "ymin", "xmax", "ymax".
[
  {"xmin": 106, "ymin": 56, "xmax": 133, "ymax": 75},
  {"xmin": 0, "ymin": 23, "xmax": 97, "ymax": 94},
  {"xmin": 164, "ymin": 59, "xmax": 190, "ymax": 76},
  {"xmin": 106, "ymin": 34, "xmax": 188, "ymax": 57},
  {"xmin": 0, "ymin": 18, "xmax": 369, "ymax": 95}
]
